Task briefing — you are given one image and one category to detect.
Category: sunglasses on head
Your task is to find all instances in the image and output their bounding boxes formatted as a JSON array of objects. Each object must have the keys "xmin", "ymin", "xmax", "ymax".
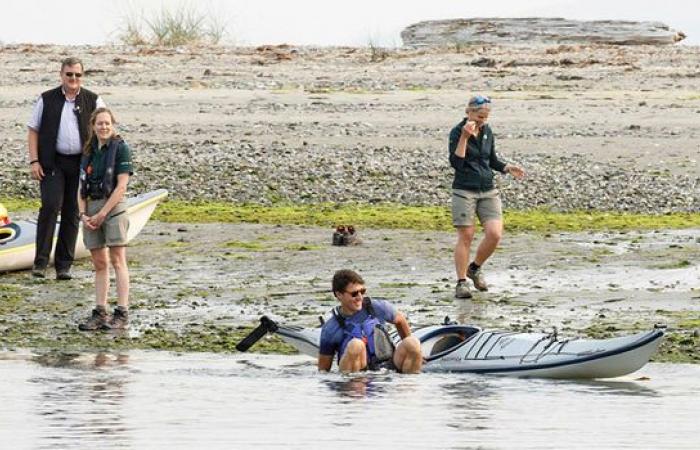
[
  {"xmin": 468, "ymin": 95, "xmax": 491, "ymax": 107},
  {"xmin": 345, "ymin": 288, "xmax": 367, "ymax": 298},
  {"xmin": 64, "ymin": 72, "xmax": 83, "ymax": 78}
]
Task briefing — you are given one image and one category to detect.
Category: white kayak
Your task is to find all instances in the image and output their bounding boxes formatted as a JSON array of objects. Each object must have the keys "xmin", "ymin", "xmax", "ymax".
[
  {"xmin": 237, "ymin": 316, "xmax": 664, "ymax": 379},
  {"xmin": 0, "ymin": 189, "xmax": 167, "ymax": 273}
]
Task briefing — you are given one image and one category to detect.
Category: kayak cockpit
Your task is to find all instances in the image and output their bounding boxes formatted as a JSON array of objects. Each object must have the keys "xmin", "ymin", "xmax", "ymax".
[
  {"xmin": 418, "ymin": 325, "xmax": 481, "ymax": 360},
  {"xmin": 0, "ymin": 224, "xmax": 20, "ymax": 245}
]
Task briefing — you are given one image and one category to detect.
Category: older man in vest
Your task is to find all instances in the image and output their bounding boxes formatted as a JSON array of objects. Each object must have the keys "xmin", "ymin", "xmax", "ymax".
[{"xmin": 27, "ymin": 57, "xmax": 105, "ymax": 279}]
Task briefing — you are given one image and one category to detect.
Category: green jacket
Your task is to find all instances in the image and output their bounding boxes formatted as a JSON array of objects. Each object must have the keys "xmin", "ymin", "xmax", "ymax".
[{"xmin": 449, "ymin": 119, "xmax": 506, "ymax": 192}]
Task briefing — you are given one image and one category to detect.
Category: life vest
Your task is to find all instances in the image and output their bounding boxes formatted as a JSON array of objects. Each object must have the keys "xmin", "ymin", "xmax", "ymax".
[
  {"xmin": 333, "ymin": 298, "xmax": 392, "ymax": 367},
  {"xmin": 0, "ymin": 203, "xmax": 10, "ymax": 226},
  {"xmin": 79, "ymin": 137, "xmax": 121, "ymax": 200}
]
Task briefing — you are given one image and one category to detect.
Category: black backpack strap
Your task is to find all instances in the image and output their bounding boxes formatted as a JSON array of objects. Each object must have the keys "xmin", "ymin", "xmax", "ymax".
[
  {"xmin": 363, "ymin": 297, "xmax": 376, "ymax": 317},
  {"xmin": 332, "ymin": 297, "xmax": 375, "ymax": 330},
  {"xmin": 79, "ymin": 152, "xmax": 91, "ymax": 199},
  {"xmin": 102, "ymin": 137, "xmax": 121, "ymax": 197},
  {"xmin": 331, "ymin": 307, "xmax": 346, "ymax": 329}
]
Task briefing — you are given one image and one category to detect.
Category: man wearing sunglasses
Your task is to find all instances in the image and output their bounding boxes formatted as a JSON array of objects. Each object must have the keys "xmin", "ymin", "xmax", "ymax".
[
  {"xmin": 449, "ymin": 95, "xmax": 525, "ymax": 298},
  {"xmin": 27, "ymin": 57, "xmax": 105, "ymax": 280},
  {"xmin": 318, "ymin": 269, "xmax": 423, "ymax": 374}
]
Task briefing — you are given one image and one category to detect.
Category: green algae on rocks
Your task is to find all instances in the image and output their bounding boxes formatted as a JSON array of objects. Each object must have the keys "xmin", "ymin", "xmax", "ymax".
[
  {"xmin": 152, "ymin": 200, "xmax": 700, "ymax": 233},
  {"xmin": 5, "ymin": 195, "xmax": 699, "ymax": 232}
]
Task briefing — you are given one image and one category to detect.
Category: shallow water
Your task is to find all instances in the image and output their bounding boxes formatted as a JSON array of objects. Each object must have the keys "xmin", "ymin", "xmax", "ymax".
[{"xmin": 1, "ymin": 351, "xmax": 698, "ymax": 450}]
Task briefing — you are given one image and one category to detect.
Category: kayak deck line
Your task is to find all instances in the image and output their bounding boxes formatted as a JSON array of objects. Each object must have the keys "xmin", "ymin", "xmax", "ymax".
[{"xmin": 460, "ymin": 329, "xmax": 664, "ymax": 375}]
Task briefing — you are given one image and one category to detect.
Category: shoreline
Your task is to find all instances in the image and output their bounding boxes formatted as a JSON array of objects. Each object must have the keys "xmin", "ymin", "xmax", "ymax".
[{"xmin": 1, "ymin": 221, "xmax": 698, "ymax": 363}]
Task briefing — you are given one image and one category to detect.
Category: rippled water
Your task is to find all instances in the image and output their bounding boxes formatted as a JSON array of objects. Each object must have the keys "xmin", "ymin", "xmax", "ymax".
[{"xmin": 1, "ymin": 351, "xmax": 698, "ymax": 450}]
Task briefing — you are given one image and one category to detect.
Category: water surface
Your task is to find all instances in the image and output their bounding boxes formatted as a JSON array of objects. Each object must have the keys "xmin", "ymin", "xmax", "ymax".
[{"xmin": 0, "ymin": 351, "xmax": 697, "ymax": 449}]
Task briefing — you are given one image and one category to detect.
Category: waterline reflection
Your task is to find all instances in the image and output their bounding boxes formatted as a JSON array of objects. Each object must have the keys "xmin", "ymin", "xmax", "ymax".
[
  {"xmin": 30, "ymin": 352, "xmax": 132, "ymax": 449},
  {"xmin": 0, "ymin": 351, "xmax": 696, "ymax": 449}
]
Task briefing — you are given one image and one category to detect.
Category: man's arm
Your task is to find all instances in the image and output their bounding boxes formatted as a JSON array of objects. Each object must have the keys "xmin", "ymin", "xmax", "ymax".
[
  {"xmin": 318, "ymin": 354, "xmax": 333, "ymax": 372},
  {"xmin": 27, "ymin": 96, "xmax": 44, "ymax": 180},
  {"xmin": 392, "ymin": 312, "xmax": 412, "ymax": 340},
  {"xmin": 28, "ymin": 128, "xmax": 43, "ymax": 180}
]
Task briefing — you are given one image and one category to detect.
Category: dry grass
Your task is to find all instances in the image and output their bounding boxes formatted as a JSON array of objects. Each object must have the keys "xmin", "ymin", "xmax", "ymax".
[{"xmin": 117, "ymin": 3, "xmax": 228, "ymax": 46}]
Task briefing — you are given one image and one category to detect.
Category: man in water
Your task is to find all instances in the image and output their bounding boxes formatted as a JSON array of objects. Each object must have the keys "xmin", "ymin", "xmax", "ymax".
[{"xmin": 318, "ymin": 269, "xmax": 423, "ymax": 374}]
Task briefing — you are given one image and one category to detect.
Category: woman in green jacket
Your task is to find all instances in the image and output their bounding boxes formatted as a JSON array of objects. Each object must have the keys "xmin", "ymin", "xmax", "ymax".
[{"xmin": 77, "ymin": 107, "xmax": 133, "ymax": 330}]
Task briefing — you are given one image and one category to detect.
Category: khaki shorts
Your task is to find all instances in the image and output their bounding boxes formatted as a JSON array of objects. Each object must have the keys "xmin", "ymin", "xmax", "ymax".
[
  {"xmin": 451, "ymin": 189, "xmax": 502, "ymax": 227},
  {"xmin": 83, "ymin": 199, "xmax": 129, "ymax": 250}
]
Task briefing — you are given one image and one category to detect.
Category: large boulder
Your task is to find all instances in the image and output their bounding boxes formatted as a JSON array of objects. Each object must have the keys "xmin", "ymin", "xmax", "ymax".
[{"xmin": 401, "ymin": 18, "xmax": 686, "ymax": 47}]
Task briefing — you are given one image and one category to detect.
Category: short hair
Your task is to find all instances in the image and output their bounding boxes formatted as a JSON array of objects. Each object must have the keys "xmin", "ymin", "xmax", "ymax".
[
  {"xmin": 466, "ymin": 94, "xmax": 492, "ymax": 112},
  {"xmin": 61, "ymin": 57, "xmax": 84, "ymax": 72},
  {"xmin": 332, "ymin": 269, "xmax": 364, "ymax": 294}
]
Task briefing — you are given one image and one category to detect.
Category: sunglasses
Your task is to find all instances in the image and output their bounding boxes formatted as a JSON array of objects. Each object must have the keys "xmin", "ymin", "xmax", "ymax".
[
  {"xmin": 64, "ymin": 72, "xmax": 83, "ymax": 78},
  {"xmin": 468, "ymin": 95, "xmax": 491, "ymax": 107},
  {"xmin": 345, "ymin": 288, "xmax": 367, "ymax": 298}
]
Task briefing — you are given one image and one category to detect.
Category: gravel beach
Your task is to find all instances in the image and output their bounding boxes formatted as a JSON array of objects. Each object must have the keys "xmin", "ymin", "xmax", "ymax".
[{"xmin": 0, "ymin": 43, "xmax": 698, "ymax": 212}]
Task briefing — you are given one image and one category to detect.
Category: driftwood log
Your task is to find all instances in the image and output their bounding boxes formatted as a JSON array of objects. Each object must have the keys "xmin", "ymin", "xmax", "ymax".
[{"xmin": 401, "ymin": 18, "xmax": 686, "ymax": 46}]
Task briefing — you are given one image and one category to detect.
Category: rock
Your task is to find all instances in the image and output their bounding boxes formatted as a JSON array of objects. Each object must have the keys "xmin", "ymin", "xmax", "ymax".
[
  {"xmin": 470, "ymin": 57, "xmax": 497, "ymax": 67},
  {"xmin": 401, "ymin": 18, "xmax": 686, "ymax": 47}
]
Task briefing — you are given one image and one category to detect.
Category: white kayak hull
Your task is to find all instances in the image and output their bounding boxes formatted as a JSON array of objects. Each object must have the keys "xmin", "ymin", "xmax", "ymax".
[
  {"xmin": 273, "ymin": 321, "xmax": 663, "ymax": 379},
  {"xmin": 0, "ymin": 189, "xmax": 167, "ymax": 272}
]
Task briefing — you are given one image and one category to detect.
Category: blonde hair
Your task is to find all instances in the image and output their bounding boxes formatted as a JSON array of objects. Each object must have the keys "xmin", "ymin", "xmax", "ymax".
[{"xmin": 82, "ymin": 107, "xmax": 118, "ymax": 156}]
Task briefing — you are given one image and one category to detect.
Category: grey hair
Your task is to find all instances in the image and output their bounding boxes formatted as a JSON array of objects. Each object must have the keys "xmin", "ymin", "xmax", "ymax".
[{"xmin": 61, "ymin": 57, "xmax": 84, "ymax": 72}]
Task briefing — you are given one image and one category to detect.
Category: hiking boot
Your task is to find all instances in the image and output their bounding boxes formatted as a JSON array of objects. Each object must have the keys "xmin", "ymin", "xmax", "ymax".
[
  {"xmin": 467, "ymin": 267, "xmax": 488, "ymax": 292},
  {"xmin": 344, "ymin": 226, "xmax": 359, "ymax": 245},
  {"xmin": 332, "ymin": 226, "xmax": 346, "ymax": 246},
  {"xmin": 106, "ymin": 307, "xmax": 129, "ymax": 330},
  {"xmin": 56, "ymin": 269, "xmax": 72, "ymax": 281},
  {"xmin": 78, "ymin": 307, "xmax": 110, "ymax": 331},
  {"xmin": 32, "ymin": 265, "xmax": 46, "ymax": 278},
  {"xmin": 455, "ymin": 281, "xmax": 472, "ymax": 299}
]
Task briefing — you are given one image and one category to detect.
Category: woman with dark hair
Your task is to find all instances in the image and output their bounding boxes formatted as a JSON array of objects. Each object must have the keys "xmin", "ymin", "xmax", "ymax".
[{"xmin": 77, "ymin": 107, "xmax": 133, "ymax": 331}]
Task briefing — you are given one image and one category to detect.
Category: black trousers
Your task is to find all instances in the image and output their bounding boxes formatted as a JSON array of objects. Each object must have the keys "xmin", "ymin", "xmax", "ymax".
[{"xmin": 34, "ymin": 154, "xmax": 81, "ymax": 271}]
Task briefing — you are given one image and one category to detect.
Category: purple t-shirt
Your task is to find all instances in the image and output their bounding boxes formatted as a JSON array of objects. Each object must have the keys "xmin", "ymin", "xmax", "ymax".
[{"xmin": 319, "ymin": 298, "xmax": 396, "ymax": 358}]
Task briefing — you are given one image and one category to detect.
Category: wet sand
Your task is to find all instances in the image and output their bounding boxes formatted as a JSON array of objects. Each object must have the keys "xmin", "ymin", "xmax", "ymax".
[{"xmin": 1, "ymin": 221, "xmax": 698, "ymax": 361}]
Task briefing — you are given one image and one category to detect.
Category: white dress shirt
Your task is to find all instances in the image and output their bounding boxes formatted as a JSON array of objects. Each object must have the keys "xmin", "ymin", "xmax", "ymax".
[{"xmin": 27, "ymin": 90, "xmax": 106, "ymax": 155}]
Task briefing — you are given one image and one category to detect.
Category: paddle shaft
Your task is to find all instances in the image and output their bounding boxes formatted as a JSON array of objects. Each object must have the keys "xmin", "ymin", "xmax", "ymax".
[{"xmin": 236, "ymin": 316, "xmax": 279, "ymax": 352}]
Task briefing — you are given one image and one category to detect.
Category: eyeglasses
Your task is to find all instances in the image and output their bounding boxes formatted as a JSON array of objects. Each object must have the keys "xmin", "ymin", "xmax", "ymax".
[
  {"xmin": 345, "ymin": 288, "xmax": 367, "ymax": 298},
  {"xmin": 468, "ymin": 95, "xmax": 491, "ymax": 107},
  {"xmin": 64, "ymin": 72, "xmax": 83, "ymax": 78}
]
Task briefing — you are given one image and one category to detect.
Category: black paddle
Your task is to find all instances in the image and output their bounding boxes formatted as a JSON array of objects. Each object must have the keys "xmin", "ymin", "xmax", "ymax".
[{"xmin": 236, "ymin": 316, "xmax": 279, "ymax": 352}]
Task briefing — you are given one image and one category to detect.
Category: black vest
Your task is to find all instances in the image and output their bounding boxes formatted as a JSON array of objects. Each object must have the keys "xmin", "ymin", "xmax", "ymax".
[{"xmin": 37, "ymin": 86, "xmax": 98, "ymax": 169}]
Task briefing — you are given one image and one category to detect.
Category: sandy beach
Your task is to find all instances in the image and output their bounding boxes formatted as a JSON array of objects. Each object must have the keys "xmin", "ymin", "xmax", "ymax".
[{"xmin": 0, "ymin": 43, "xmax": 698, "ymax": 361}]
